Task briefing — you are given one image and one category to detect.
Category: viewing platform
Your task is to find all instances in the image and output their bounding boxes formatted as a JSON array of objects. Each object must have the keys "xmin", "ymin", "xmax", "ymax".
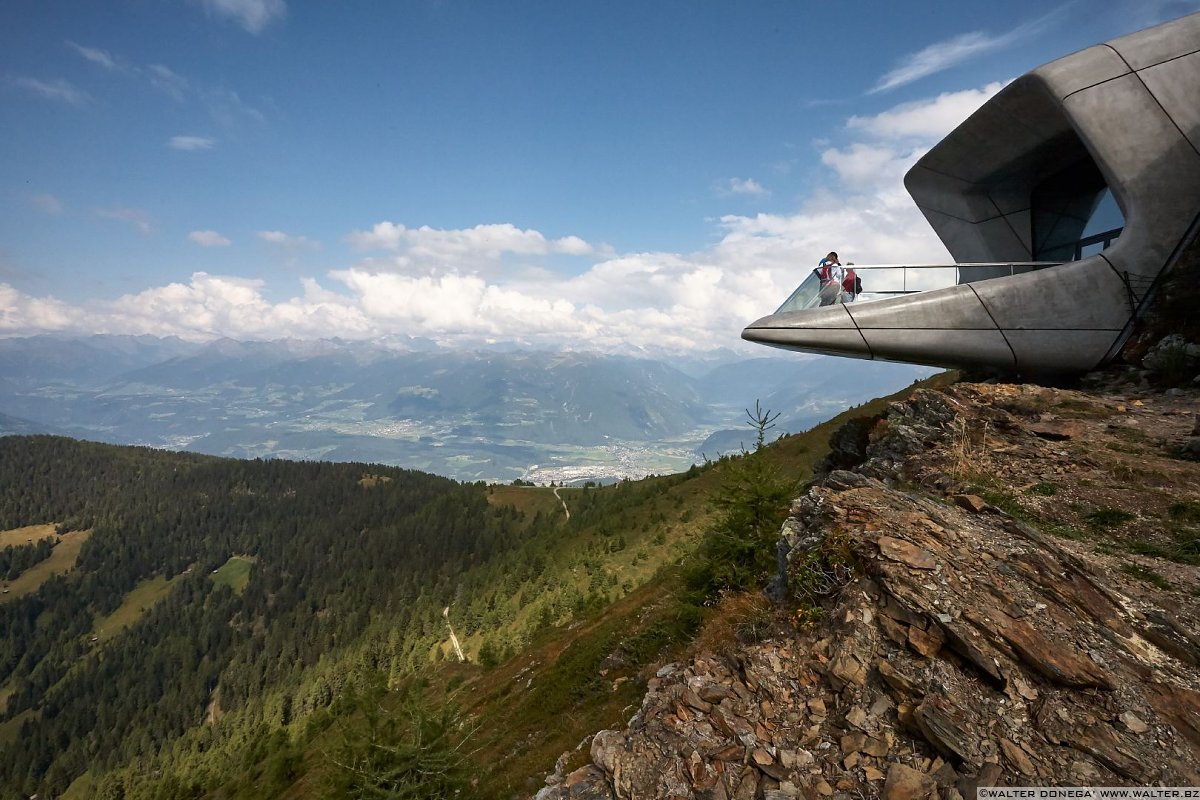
[
  {"xmin": 743, "ymin": 11, "xmax": 1200, "ymax": 375},
  {"xmin": 772, "ymin": 262, "xmax": 1064, "ymax": 313}
]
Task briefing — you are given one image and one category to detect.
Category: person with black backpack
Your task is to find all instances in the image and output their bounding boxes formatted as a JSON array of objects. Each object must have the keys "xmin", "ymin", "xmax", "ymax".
[{"xmin": 842, "ymin": 264, "xmax": 861, "ymax": 302}]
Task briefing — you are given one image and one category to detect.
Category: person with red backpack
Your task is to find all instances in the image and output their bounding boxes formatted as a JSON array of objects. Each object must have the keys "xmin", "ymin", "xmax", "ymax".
[
  {"xmin": 816, "ymin": 251, "xmax": 843, "ymax": 306},
  {"xmin": 842, "ymin": 265, "xmax": 861, "ymax": 302}
]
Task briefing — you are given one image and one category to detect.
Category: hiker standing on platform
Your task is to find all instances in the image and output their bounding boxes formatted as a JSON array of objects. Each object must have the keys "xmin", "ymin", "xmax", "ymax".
[{"xmin": 817, "ymin": 252, "xmax": 843, "ymax": 306}]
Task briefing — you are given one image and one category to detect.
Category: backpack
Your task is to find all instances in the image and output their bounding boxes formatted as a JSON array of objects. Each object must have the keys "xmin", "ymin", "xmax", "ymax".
[{"xmin": 842, "ymin": 268, "xmax": 860, "ymax": 295}]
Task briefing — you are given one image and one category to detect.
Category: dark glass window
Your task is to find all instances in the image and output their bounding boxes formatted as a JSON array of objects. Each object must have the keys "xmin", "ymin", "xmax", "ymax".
[{"xmin": 1031, "ymin": 158, "xmax": 1123, "ymax": 261}]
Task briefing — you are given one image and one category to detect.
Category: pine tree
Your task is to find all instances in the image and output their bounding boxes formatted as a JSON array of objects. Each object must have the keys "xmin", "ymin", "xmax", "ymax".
[
  {"xmin": 686, "ymin": 402, "xmax": 796, "ymax": 595},
  {"xmin": 320, "ymin": 683, "xmax": 473, "ymax": 800}
]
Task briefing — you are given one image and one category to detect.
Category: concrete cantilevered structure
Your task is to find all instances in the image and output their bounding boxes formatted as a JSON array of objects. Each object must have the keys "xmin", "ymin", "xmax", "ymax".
[{"xmin": 743, "ymin": 13, "xmax": 1200, "ymax": 374}]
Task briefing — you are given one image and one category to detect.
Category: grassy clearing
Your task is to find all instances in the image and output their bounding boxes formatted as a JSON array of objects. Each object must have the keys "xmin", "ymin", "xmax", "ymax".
[
  {"xmin": 486, "ymin": 484, "xmax": 566, "ymax": 518},
  {"xmin": 0, "ymin": 709, "xmax": 35, "ymax": 746},
  {"xmin": 61, "ymin": 770, "xmax": 96, "ymax": 800},
  {"xmin": 0, "ymin": 523, "xmax": 58, "ymax": 548},
  {"xmin": 0, "ymin": 529, "xmax": 91, "ymax": 604},
  {"xmin": 358, "ymin": 473, "xmax": 394, "ymax": 488},
  {"xmin": 93, "ymin": 575, "xmax": 178, "ymax": 643},
  {"xmin": 210, "ymin": 555, "xmax": 256, "ymax": 594}
]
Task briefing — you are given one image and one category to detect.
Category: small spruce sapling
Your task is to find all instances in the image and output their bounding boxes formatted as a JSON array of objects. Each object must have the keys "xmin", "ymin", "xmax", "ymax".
[{"xmin": 686, "ymin": 402, "xmax": 796, "ymax": 596}]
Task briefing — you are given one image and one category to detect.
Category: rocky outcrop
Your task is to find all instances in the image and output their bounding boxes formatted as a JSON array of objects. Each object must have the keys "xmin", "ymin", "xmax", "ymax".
[{"xmin": 537, "ymin": 381, "xmax": 1200, "ymax": 799}]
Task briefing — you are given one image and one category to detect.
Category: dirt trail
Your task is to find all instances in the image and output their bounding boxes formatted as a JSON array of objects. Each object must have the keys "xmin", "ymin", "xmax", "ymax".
[{"xmin": 552, "ymin": 487, "xmax": 570, "ymax": 521}]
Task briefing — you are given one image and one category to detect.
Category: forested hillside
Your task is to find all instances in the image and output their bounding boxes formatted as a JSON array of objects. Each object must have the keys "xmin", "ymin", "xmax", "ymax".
[
  {"xmin": 0, "ymin": 377, "xmax": 939, "ymax": 799},
  {"xmin": 0, "ymin": 437, "xmax": 551, "ymax": 797}
]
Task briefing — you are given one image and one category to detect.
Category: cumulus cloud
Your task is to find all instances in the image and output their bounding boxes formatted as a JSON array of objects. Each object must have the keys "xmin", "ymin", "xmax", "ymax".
[
  {"xmin": 199, "ymin": 0, "xmax": 287, "ymax": 34},
  {"xmin": 4, "ymin": 84, "xmax": 999, "ymax": 353},
  {"xmin": 0, "ymin": 284, "xmax": 78, "ymax": 335},
  {"xmin": 8, "ymin": 77, "xmax": 88, "ymax": 105},
  {"xmin": 188, "ymin": 229, "xmax": 231, "ymax": 247},
  {"xmin": 849, "ymin": 82, "xmax": 1007, "ymax": 139},
  {"xmin": 169, "ymin": 135, "xmax": 215, "ymax": 151},
  {"xmin": 0, "ymin": 275, "xmax": 370, "ymax": 341},
  {"xmin": 258, "ymin": 230, "xmax": 319, "ymax": 250},
  {"xmin": 820, "ymin": 144, "xmax": 909, "ymax": 189},
  {"xmin": 96, "ymin": 207, "xmax": 153, "ymax": 235},
  {"xmin": 345, "ymin": 222, "xmax": 595, "ymax": 269},
  {"xmin": 31, "ymin": 193, "xmax": 64, "ymax": 215},
  {"xmin": 66, "ymin": 41, "xmax": 117, "ymax": 69}
]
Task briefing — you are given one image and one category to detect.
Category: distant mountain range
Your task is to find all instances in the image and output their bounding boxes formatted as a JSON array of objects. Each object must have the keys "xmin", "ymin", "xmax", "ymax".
[{"xmin": 0, "ymin": 335, "xmax": 933, "ymax": 480}]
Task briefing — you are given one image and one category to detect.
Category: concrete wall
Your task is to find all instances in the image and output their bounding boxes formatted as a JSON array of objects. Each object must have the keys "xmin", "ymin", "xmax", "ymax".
[{"xmin": 745, "ymin": 13, "xmax": 1200, "ymax": 374}]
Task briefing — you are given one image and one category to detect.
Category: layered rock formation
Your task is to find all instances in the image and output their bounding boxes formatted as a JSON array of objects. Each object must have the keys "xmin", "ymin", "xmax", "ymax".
[{"xmin": 537, "ymin": 380, "xmax": 1200, "ymax": 798}]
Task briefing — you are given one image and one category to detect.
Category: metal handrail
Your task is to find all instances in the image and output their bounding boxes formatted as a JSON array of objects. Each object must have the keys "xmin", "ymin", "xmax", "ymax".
[
  {"xmin": 778, "ymin": 261, "xmax": 1064, "ymax": 314},
  {"xmin": 842, "ymin": 262, "xmax": 1060, "ymax": 291},
  {"xmin": 1073, "ymin": 227, "xmax": 1122, "ymax": 260},
  {"xmin": 840, "ymin": 262, "xmax": 1061, "ymax": 269}
]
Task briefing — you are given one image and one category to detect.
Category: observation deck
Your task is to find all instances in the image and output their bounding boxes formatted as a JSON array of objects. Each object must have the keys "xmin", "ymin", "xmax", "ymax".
[{"xmin": 743, "ymin": 11, "xmax": 1200, "ymax": 375}]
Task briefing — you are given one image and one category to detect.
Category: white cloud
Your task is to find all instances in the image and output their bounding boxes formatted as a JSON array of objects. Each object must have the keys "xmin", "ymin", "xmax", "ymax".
[
  {"xmin": 169, "ymin": 135, "xmax": 215, "ymax": 151},
  {"xmin": 0, "ymin": 274, "xmax": 371, "ymax": 341},
  {"xmin": 820, "ymin": 144, "xmax": 911, "ymax": 189},
  {"xmin": 66, "ymin": 42, "xmax": 117, "ymax": 69},
  {"xmin": 8, "ymin": 77, "xmax": 88, "ymax": 105},
  {"xmin": 726, "ymin": 177, "xmax": 769, "ymax": 197},
  {"xmin": 871, "ymin": 33, "xmax": 1008, "ymax": 94},
  {"xmin": 30, "ymin": 193, "xmax": 64, "ymax": 215},
  {"xmin": 5, "ymin": 84, "xmax": 1000, "ymax": 354},
  {"xmin": 869, "ymin": 9, "xmax": 1062, "ymax": 93},
  {"xmin": 258, "ymin": 230, "xmax": 319, "ymax": 250},
  {"xmin": 345, "ymin": 222, "xmax": 595, "ymax": 268},
  {"xmin": 554, "ymin": 235, "xmax": 594, "ymax": 256},
  {"xmin": 200, "ymin": 0, "xmax": 287, "ymax": 34},
  {"xmin": 96, "ymin": 207, "xmax": 153, "ymax": 235},
  {"xmin": 148, "ymin": 64, "xmax": 189, "ymax": 102},
  {"xmin": 59, "ymin": 40, "xmax": 192, "ymax": 102},
  {"xmin": 813, "ymin": 84, "xmax": 998, "ymax": 198},
  {"xmin": 188, "ymin": 229, "xmax": 232, "ymax": 247},
  {"xmin": 0, "ymin": 284, "xmax": 78, "ymax": 335},
  {"xmin": 849, "ymin": 82, "xmax": 1007, "ymax": 139}
]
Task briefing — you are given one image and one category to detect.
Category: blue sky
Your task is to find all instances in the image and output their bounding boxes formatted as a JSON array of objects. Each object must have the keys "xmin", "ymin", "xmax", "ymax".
[{"xmin": 2, "ymin": 0, "xmax": 1197, "ymax": 352}]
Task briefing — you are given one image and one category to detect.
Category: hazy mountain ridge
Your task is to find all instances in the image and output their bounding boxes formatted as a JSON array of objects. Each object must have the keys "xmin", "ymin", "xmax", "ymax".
[
  {"xmin": 0, "ymin": 411, "xmax": 61, "ymax": 437},
  {"xmin": 0, "ymin": 336, "xmax": 932, "ymax": 481},
  {"xmin": 0, "ymin": 334, "xmax": 196, "ymax": 389}
]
